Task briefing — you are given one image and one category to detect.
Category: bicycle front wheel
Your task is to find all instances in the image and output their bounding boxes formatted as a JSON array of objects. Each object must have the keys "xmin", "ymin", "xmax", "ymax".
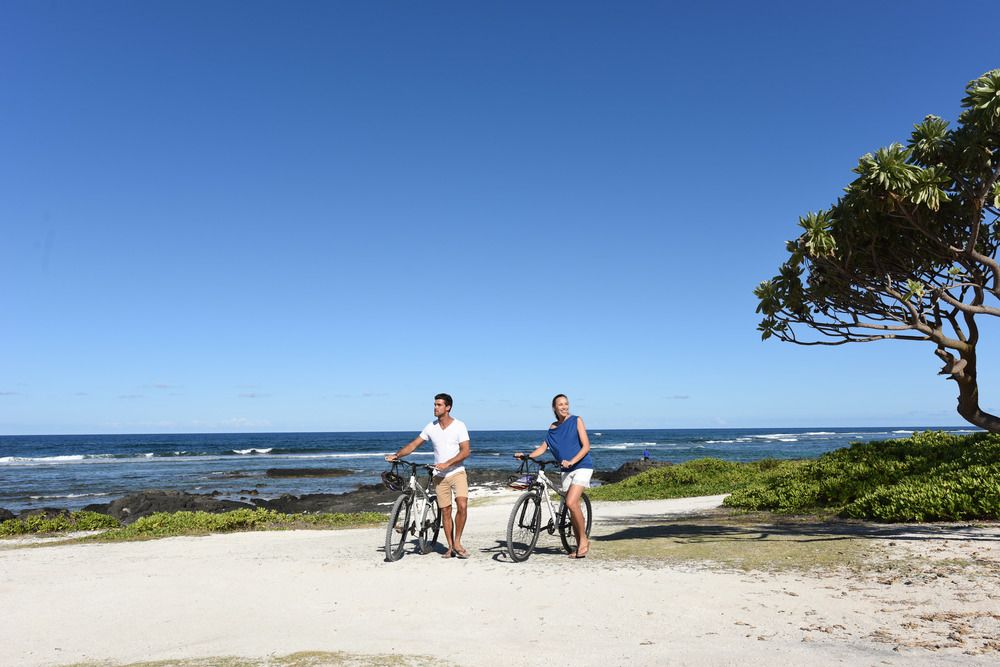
[
  {"xmin": 558, "ymin": 492, "xmax": 592, "ymax": 554},
  {"xmin": 385, "ymin": 494, "xmax": 412, "ymax": 562},
  {"xmin": 506, "ymin": 491, "xmax": 542, "ymax": 562},
  {"xmin": 418, "ymin": 499, "xmax": 441, "ymax": 554}
]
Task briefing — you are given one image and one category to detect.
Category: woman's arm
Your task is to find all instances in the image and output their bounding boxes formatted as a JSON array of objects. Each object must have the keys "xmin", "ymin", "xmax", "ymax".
[{"xmin": 514, "ymin": 442, "xmax": 548, "ymax": 460}]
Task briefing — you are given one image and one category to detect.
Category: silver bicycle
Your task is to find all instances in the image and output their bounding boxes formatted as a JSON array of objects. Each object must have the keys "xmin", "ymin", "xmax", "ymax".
[
  {"xmin": 505, "ymin": 457, "xmax": 592, "ymax": 562},
  {"xmin": 383, "ymin": 460, "xmax": 441, "ymax": 562}
]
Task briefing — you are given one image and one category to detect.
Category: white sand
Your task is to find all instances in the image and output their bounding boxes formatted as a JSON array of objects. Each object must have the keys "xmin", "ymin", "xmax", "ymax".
[{"xmin": 2, "ymin": 493, "xmax": 999, "ymax": 666}]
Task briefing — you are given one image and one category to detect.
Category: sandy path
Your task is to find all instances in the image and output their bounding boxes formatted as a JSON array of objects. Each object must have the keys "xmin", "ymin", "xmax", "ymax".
[{"xmin": 1, "ymin": 493, "xmax": 998, "ymax": 666}]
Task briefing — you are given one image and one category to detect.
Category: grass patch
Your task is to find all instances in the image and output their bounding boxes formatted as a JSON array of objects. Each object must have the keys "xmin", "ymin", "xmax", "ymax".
[
  {"xmin": 1, "ymin": 509, "xmax": 385, "ymax": 543},
  {"xmin": 89, "ymin": 509, "xmax": 385, "ymax": 542},
  {"xmin": 66, "ymin": 650, "xmax": 449, "ymax": 667},
  {"xmin": 592, "ymin": 509, "xmax": 875, "ymax": 571},
  {"xmin": 0, "ymin": 511, "xmax": 119, "ymax": 536},
  {"xmin": 589, "ymin": 457, "xmax": 805, "ymax": 501}
]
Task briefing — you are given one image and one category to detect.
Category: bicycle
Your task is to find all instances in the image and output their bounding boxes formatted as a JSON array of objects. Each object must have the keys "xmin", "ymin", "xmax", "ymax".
[
  {"xmin": 382, "ymin": 460, "xmax": 442, "ymax": 562},
  {"xmin": 505, "ymin": 457, "xmax": 592, "ymax": 562}
]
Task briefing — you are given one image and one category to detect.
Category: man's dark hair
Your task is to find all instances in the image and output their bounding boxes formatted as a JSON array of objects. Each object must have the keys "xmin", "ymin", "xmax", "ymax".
[{"xmin": 435, "ymin": 393, "xmax": 453, "ymax": 409}]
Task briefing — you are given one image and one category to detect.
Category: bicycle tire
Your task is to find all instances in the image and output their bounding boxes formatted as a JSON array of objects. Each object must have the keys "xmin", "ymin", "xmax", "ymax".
[
  {"xmin": 418, "ymin": 498, "xmax": 441, "ymax": 554},
  {"xmin": 384, "ymin": 493, "xmax": 412, "ymax": 562},
  {"xmin": 506, "ymin": 491, "xmax": 542, "ymax": 562},
  {"xmin": 558, "ymin": 492, "xmax": 592, "ymax": 553}
]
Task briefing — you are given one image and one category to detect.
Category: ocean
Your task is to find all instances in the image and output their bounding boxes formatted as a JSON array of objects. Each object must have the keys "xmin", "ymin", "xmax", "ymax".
[{"xmin": 0, "ymin": 427, "xmax": 978, "ymax": 512}]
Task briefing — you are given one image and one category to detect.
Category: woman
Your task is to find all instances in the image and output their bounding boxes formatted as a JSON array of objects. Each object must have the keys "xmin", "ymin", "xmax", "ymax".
[{"xmin": 514, "ymin": 394, "xmax": 594, "ymax": 558}]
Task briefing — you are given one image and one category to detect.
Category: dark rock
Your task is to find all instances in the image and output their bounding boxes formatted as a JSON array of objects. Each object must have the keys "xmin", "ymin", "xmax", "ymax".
[
  {"xmin": 265, "ymin": 468, "xmax": 353, "ymax": 478},
  {"xmin": 239, "ymin": 489, "xmax": 259, "ymax": 495},
  {"xmin": 81, "ymin": 503, "xmax": 111, "ymax": 514},
  {"xmin": 596, "ymin": 459, "xmax": 672, "ymax": 484},
  {"xmin": 107, "ymin": 490, "xmax": 254, "ymax": 524},
  {"xmin": 18, "ymin": 507, "xmax": 71, "ymax": 520},
  {"xmin": 0, "ymin": 508, "xmax": 16, "ymax": 522},
  {"xmin": 253, "ymin": 484, "xmax": 392, "ymax": 514}
]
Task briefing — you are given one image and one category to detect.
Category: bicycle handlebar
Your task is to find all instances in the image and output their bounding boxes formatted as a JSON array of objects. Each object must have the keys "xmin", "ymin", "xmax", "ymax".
[{"xmin": 389, "ymin": 459, "xmax": 438, "ymax": 475}]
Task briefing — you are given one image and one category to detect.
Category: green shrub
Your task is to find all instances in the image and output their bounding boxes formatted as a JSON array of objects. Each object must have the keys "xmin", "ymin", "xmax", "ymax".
[
  {"xmin": 589, "ymin": 457, "xmax": 804, "ymax": 501},
  {"xmin": 724, "ymin": 431, "xmax": 1000, "ymax": 521}
]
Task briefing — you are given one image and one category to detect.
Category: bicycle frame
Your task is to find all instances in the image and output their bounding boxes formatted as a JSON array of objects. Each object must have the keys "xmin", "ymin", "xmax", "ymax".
[
  {"xmin": 384, "ymin": 460, "xmax": 442, "ymax": 561},
  {"xmin": 506, "ymin": 457, "xmax": 592, "ymax": 562}
]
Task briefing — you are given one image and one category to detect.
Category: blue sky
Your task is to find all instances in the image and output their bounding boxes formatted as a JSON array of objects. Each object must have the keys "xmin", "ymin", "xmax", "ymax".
[{"xmin": 2, "ymin": 1, "xmax": 998, "ymax": 434}]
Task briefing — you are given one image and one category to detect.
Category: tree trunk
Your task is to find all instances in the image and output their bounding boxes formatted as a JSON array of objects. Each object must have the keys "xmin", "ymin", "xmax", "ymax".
[{"xmin": 951, "ymin": 350, "xmax": 1000, "ymax": 432}]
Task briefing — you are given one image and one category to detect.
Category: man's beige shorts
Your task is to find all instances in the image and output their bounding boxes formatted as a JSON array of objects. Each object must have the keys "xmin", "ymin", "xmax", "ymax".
[{"xmin": 433, "ymin": 470, "xmax": 469, "ymax": 508}]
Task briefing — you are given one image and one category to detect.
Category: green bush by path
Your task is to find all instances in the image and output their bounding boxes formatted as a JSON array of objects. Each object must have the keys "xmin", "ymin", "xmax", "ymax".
[
  {"xmin": 0, "ymin": 511, "xmax": 119, "ymax": 536},
  {"xmin": 724, "ymin": 431, "xmax": 1000, "ymax": 521},
  {"xmin": 588, "ymin": 457, "xmax": 805, "ymax": 501},
  {"xmin": 0, "ymin": 508, "xmax": 385, "ymax": 540}
]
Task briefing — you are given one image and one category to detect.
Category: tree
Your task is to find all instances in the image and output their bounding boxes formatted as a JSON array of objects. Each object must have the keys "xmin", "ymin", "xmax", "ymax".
[{"xmin": 755, "ymin": 70, "xmax": 1000, "ymax": 432}]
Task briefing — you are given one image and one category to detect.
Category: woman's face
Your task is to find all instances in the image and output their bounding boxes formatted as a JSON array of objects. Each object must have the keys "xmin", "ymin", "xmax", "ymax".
[{"xmin": 553, "ymin": 396, "xmax": 570, "ymax": 419}]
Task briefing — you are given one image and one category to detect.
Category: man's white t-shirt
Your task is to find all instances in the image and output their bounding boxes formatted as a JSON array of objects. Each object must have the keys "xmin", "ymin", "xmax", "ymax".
[{"xmin": 419, "ymin": 418, "xmax": 470, "ymax": 478}]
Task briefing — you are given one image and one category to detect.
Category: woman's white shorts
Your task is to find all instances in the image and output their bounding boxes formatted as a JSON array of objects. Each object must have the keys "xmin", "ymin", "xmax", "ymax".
[{"xmin": 560, "ymin": 467, "xmax": 593, "ymax": 492}]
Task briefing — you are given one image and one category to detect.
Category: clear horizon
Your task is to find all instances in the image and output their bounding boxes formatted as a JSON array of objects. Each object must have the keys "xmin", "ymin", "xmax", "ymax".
[{"xmin": 2, "ymin": 2, "xmax": 998, "ymax": 436}]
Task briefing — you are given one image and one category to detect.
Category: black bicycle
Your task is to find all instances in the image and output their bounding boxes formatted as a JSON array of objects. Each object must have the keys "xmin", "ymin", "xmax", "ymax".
[
  {"xmin": 382, "ymin": 460, "xmax": 441, "ymax": 562},
  {"xmin": 505, "ymin": 457, "xmax": 592, "ymax": 562}
]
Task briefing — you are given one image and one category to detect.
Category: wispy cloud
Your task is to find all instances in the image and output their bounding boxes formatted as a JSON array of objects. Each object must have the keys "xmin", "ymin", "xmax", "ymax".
[
  {"xmin": 239, "ymin": 392, "xmax": 272, "ymax": 399},
  {"xmin": 665, "ymin": 395, "xmax": 690, "ymax": 400},
  {"xmin": 118, "ymin": 394, "xmax": 144, "ymax": 399},
  {"xmin": 0, "ymin": 391, "xmax": 19, "ymax": 396}
]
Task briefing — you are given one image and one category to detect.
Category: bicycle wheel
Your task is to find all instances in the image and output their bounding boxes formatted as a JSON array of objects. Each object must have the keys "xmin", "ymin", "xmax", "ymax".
[
  {"xmin": 418, "ymin": 498, "xmax": 441, "ymax": 554},
  {"xmin": 506, "ymin": 491, "xmax": 542, "ymax": 562},
  {"xmin": 384, "ymin": 494, "xmax": 412, "ymax": 562},
  {"xmin": 558, "ymin": 492, "xmax": 592, "ymax": 553}
]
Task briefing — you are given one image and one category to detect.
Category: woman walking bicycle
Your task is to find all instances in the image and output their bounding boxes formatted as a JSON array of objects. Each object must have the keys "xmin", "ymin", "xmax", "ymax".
[{"xmin": 514, "ymin": 394, "xmax": 594, "ymax": 558}]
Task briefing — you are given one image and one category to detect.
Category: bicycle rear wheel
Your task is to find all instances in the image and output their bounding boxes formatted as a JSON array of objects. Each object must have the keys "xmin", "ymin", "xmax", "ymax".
[
  {"xmin": 506, "ymin": 491, "xmax": 542, "ymax": 562},
  {"xmin": 384, "ymin": 494, "xmax": 412, "ymax": 562},
  {"xmin": 558, "ymin": 492, "xmax": 592, "ymax": 554},
  {"xmin": 418, "ymin": 499, "xmax": 441, "ymax": 554}
]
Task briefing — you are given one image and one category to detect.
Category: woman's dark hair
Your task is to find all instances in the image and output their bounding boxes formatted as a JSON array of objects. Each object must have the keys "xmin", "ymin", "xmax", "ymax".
[
  {"xmin": 551, "ymin": 394, "xmax": 568, "ymax": 419},
  {"xmin": 435, "ymin": 393, "xmax": 453, "ymax": 409}
]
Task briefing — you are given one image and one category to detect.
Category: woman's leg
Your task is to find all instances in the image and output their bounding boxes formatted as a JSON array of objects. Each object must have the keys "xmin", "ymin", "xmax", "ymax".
[{"xmin": 564, "ymin": 483, "xmax": 590, "ymax": 557}]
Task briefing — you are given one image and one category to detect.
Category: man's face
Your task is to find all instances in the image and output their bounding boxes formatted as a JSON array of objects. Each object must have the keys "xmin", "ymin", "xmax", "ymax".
[{"xmin": 433, "ymin": 399, "xmax": 449, "ymax": 418}]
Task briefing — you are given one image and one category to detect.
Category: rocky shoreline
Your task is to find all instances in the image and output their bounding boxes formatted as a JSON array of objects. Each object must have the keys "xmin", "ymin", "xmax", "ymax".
[{"xmin": 1, "ymin": 460, "xmax": 670, "ymax": 525}]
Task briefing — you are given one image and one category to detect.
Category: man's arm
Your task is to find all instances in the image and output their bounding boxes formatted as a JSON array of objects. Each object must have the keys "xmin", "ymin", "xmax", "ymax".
[
  {"xmin": 434, "ymin": 440, "xmax": 470, "ymax": 472},
  {"xmin": 385, "ymin": 436, "xmax": 425, "ymax": 462}
]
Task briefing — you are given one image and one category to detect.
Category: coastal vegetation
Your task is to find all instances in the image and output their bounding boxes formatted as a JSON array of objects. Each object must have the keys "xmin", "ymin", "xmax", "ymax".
[
  {"xmin": 0, "ymin": 508, "xmax": 383, "ymax": 541},
  {"xmin": 755, "ymin": 69, "xmax": 1000, "ymax": 432},
  {"xmin": 593, "ymin": 431, "xmax": 1000, "ymax": 522}
]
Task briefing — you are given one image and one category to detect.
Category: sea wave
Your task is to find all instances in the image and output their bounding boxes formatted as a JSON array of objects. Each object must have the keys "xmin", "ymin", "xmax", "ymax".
[
  {"xmin": 29, "ymin": 492, "xmax": 111, "ymax": 500},
  {"xmin": 232, "ymin": 448, "xmax": 274, "ymax": 455}
]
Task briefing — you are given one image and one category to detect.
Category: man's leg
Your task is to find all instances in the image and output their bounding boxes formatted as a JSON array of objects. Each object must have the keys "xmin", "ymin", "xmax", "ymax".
[
  {"xmin": 453, "ymin": 497, "xmax": 468, "ymax": 555},
  {"xmin": 435, "ymin": 477, "xmax": 456, "ymax": 557},
  {"xmin": 565, "ymin": 484, "xmax": 590, "ymax": 557},
  {"xmin": 451, "ymin": 471, "xmax": 470, "ymax": 556}
]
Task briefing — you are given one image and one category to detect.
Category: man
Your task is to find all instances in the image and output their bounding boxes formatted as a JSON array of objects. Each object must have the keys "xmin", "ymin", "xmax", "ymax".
[{"xmin": 386, "ymin": 393, "xmax": 471, "ymax": 558}]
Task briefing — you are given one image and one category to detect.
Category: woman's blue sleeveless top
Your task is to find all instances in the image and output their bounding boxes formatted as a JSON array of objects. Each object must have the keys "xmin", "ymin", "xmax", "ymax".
[{"xmin": 545, "ymin": 415, "xmax": 594, "ymax": 471}]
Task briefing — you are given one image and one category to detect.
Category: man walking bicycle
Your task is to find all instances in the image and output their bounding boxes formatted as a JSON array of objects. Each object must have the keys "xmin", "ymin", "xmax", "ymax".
[{"xmin": 386, "ymin": 393, "xmax": 471, "ymax": 558}]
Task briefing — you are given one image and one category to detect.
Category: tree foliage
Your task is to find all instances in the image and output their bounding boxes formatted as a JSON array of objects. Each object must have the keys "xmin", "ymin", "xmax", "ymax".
[{"xmin": 756, "ymin": 70, "xmax": 1000, "ymax": 432}]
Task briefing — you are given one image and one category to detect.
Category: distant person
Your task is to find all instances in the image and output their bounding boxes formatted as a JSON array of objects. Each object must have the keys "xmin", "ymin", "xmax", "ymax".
[
  {"xmin": 514, "ymin": 393, "xmax": 593, "ymax": 558},
  {"xmin": 643, "ymin": 449, "xmax": 650, "ymax": 462},
  {"xmin": 386, "ymin": 393, "xmax": 471, "ymax": 558}
]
